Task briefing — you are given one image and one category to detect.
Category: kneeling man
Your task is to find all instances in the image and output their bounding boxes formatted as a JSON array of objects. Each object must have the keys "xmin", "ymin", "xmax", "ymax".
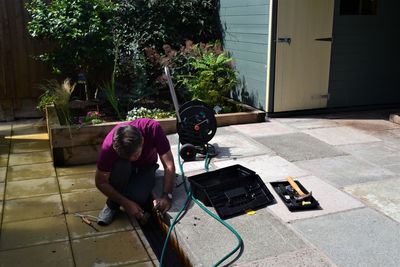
[{"xmin": 95, "ymin": 118, "xmax": 175, "ymax": 225}]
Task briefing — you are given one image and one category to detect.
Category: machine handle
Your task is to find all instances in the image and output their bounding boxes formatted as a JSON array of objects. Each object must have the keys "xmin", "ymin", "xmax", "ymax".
[
  {"xmin": 277, "ymin": 37, "xmax": 291, "ymax": 44},
  {"xmin": 164, "ymin": 66, "xmax": 182, "ymax": 123},
  {"xmin": 315, "ymin": 37, "xmax": 333, "ymax": 42}
]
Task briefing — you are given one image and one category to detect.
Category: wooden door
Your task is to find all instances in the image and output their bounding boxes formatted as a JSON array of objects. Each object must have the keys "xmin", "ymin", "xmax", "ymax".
[{"xmin": 274, "ymin": 0, "xmax": 334, "ymax": 112}]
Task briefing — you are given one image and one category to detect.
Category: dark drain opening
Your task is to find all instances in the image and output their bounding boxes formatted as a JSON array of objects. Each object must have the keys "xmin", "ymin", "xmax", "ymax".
[{"xmin": 140, "ymin": 213, "xmax": 186, "ymax": 267}]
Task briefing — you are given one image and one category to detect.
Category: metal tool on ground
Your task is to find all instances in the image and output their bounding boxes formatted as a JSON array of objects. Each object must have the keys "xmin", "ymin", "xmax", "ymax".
[
  {"xmin": 270, "ymin": 177, "xmax": 320, "ymax": 212},
  {"xmin": 74, "ymin": 213, "xmax": 99, "ymax": 232},
  {"xmin": 286, "ymin": 176, "xmax": 312, "ymax": 201}
]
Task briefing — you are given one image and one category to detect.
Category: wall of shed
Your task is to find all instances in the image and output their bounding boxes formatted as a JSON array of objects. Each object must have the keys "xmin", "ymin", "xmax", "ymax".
[{"xmin": 219, "ymin": 0, "xmax": 271, "ymax": 111}]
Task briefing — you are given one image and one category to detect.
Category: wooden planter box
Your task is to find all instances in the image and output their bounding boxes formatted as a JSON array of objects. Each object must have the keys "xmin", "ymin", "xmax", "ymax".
[{"xmin": 46, "ymin": 103, "xmax": 265, "ymax": 166}]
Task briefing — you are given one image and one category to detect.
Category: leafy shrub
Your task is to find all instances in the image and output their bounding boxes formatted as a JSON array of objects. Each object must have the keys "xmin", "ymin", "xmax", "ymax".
[
  {"xmin": 179, "ymin": 51, "xmax": 237, "ymax": 108},
  {"xmin": 148, "ymin": 41, "xmax": 237, "ymax": 108},
  {"xmin": 126, "ymin": 107, "xmax": 175, "ymax": 121},
  {"xmin": 112, "ymin": 0, "xmax": 222, "ymax": 103},
  {"xmin": 26, "ymin": 0, "xmax": 117, "ymax": 84}
]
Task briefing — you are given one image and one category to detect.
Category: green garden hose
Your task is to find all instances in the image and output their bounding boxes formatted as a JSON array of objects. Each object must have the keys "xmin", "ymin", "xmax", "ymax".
[{"xmin": 159, "ymin": 142, "xmax": 243, "ymax": 267}]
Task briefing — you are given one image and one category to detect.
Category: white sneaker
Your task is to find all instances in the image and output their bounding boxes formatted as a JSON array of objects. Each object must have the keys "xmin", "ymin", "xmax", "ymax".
[{"xmin": 97, "ymin": 204, "xmax": 117, "ymax": 225}]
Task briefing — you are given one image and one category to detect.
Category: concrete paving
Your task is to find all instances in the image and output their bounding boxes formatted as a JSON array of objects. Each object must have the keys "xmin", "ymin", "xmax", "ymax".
[
  {"xmin": 255, "ymin": 132, "xmax": 346, "ymax": 162},
  {"xmin": 344, "ymin": 178, "xmax": 400, "ymax": 223},
  {"xmin": 2, "ymin": 110, "xmax": 400, "ymax": 267},
  {"xmin": 0, "ymin": 121, "xmax": 157, "ymax": 267},
  {"xmin": 295, "ymin": 155, "xmax": 395, "ymax": 187},
  {"xmin": 293, "ymin": 208, "xmax": 400, "ymax": 267},
  {"xmin": 160, "ymin": 110, "xmax": 400, "ymax": 266}
]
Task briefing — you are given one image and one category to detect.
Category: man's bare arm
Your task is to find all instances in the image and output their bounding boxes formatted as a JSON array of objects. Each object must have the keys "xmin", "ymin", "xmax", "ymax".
[{"xmin": 160, "ymin": 150, "xmax": 176, "ymax": 194}]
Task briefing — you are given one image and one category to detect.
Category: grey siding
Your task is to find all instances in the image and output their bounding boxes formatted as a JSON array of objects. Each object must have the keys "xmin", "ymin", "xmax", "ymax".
[
  {"xmin": 328, "ymin": 0, "xmax": 400, "ymax": 107},
  {"xmin": 219, "ymin": 0, "xmax": 270, "ymax": 110}
]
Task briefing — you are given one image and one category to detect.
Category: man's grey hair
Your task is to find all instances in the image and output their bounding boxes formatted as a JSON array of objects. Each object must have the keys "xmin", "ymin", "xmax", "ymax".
[{"xmin": 112, "ymin": 125, "xmax": 143, "ymax": 159}]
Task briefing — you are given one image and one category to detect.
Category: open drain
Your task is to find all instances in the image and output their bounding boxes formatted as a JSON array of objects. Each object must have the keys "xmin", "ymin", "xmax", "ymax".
[{"xmin": 139, "ymin": 213, "xmax": 185, "ymax": 267}]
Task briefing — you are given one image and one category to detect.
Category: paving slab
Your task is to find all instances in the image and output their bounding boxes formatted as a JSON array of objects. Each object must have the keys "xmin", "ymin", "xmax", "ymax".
[
  {"xmin": 293, "ymin": 208, "xmax": 400, "ymax": 267},
  {"xmin": 56, "ymin": 164, "xmax": 96, "ymax": 176},
  {"xmin": 168, "ymin": 205, "xmax": 306, "ymax": 266},
  {"xmin": 0, "ymin": 136, "xmax": 10, "ymax": 145},
  {"xmin": 3, "ymin": 194, "xmax": 63, "ymax": 222},
  {"xmin": 0, "ymin": 154, "xmax": 8, "ymax": 167},
  {"xmin": 344, "ymin": 178, "xmax": 400, "ymax": 223},
  {"xmin": 0, "ymin": 215, "xmax": 69, "ymax": 250},
  {"xmin": 333, "ymin": 118, "xmax": 400, "ymax": 131},
  {"xmin": 66, "ymin": 210, "xmax": 135, "ymax": 239},
  {"xmin": 0, "ymin": 123, "xmax": 11, "ymax": 135},
  {"xmin": 0, "ymin": 167, "xmax": 6, "ymax": 183},
  {"xmin": 167, "ymin": 133, "xmax": 179, "ymax": 146},
  {"xmin": 62, "ymin": 189, "xmax": 106, "ymax": 213},
  {"xmin": 275, "ymin": 117, "xmax": 339, "ymax": 130},
  {"xmin": 0, "ymin": 182, "xmax": 3, "ymax": 201},
  {"xmin": 58, "ymin": 173, "xmax": 96, "ymax": 193},
  {"xmin": 5, "ymin": 177, "xmax": 59, "ymax": 200},
  {"xmin": 266, "ymin": 176, "xmax": 364, "ymax": 222},
  {"xmin": 295, "ymin": 155, "xmax": 395, "ymax": 187},
  {"xmin": 213, "ymin": 155, "xmax": 309, "ymax": 182},
  {"xmin": 234, "ymin": 248, "xmax": 334, "ymax": 267},
  {"xmin": 254, "ymin": 133, "xmax": 346, "ymax": 162},
  {"xmin": 231, "ymin": 121, "xmax": 296, "ymax": 137},
  {"xmin": 338, "ymin": 141, "xmax": 400, "ymax": 167},
  {"xmin": 71, "ymin": 231, "xmax": 150, "ymax": 267},
  {"xmin": 368, "ymin": 129, "xmax": 400, "ymax": 149},
  {"xmin": 125, "ymin": 262, "xmax": 155, "ymax": 267},
  {"xmin": 383, "ymin": 164, "xmax": 400, "ymax": 174},
  {"xmin": 11, "ymin": 122, "xmax": 47, "ymax": 134},
  {"xmin": 10, "ymin": 133, "xmax": 49, "ymax": 142},
  {"xmin": 8, "ymin": 151, "xmax": 52, "ymax": 166},
  {"xmin": 303, "ymin": 126, "xmax": 381, "ymax": 146},
  {"xmin": 162, "ymin": 147, "xmax": 214, "ymax": 173},
  {"xmin": 0, "ymin": 241, "xmax": 74, "ymax": 267},
  {"xmin": 0, "ymin": 144, "xmax": 9, "ymax": 155},
  {"xmin": 210, "ymin": 132, "xmax": 275, "ymax": 161},
  {"xmin": 10, "ymin": 140, "xmax": 50, "ymax": 153},
  {"xmin": 7, "ymin": 162, "xmax": 56, "ymax": 181}
]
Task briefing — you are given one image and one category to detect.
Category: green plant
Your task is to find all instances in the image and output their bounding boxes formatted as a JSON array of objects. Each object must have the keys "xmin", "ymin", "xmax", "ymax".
[
  {"xmin": 112, "ymin": 0, "xmax": 222, "ymax": 102},
  {"xmin": 38, "ymin": 79, "xmax": 75, "ymax": 125},
  {"xmin": 37, "ymin": 89, "xmax": 57, "ymax": 112},
  {"xmin": 101, "ymin": 47, "xmax": 123, "ymax": 120},
  {"xmin": 26, "ymin": 0, "xmax": 117, "ymax": 84},
  {"xmin": 179, "ymin": 50, "xmax": 237, "ymax": 108},
  {"xmin": 126, "ymin": 107, "xmax": 175, "ymax": 121}
]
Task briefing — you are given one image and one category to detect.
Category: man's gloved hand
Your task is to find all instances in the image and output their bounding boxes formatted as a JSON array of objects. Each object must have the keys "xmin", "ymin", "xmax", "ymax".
[
  {"xmin": 153, "ymin": 196, "xmax": 172, "ymax": 214},
  {"xmin": 123, "ymin": 200, "xmax": 144, "ymax": 219}
]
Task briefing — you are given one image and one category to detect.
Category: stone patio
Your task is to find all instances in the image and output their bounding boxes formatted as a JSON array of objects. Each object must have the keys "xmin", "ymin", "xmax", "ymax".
[
  {"xmin": 0, "ymin": 121, "xmax": 157, "ymax": 267},
  {"xmin": 1, "ymin": 109, "xmax": 400, "ymax": 267},
  {"xmin": 158, "ymin": 110, "xmax": 400, "ymax": 267}
]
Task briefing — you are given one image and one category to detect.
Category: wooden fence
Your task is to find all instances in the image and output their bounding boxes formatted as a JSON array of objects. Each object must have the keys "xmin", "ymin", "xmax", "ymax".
[{"xmin": 0, "ymin": 0, "xmax": 51, "ymax": 120}]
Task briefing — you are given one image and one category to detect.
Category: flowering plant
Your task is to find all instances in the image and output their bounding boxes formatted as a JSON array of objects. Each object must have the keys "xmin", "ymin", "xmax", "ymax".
[{"xmin": 81, "ymin": 111, "xmax": 103, "ymax": 125}]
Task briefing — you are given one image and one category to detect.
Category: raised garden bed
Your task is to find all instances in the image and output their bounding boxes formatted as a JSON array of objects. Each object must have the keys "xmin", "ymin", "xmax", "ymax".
[{"xmin": 46, "ymin": 102, "xmax": 265, "ymax": 166}]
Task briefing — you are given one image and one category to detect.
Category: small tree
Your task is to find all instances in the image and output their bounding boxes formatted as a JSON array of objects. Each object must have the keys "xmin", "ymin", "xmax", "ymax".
[{"xmin": 26, "ymin": 0, "xmax": 117, "ymax": 86}]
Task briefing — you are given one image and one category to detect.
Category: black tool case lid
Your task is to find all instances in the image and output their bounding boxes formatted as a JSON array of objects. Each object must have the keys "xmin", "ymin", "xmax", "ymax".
[{"xmin": 188, "ymin": 164, "xmax": 275, "ymax": 219}]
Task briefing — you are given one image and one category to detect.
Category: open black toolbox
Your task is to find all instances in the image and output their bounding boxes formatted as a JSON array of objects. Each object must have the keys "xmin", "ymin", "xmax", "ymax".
[
  {"xmin": 270, "ymin": 180, "xmax": 320, "ymax": 211},
  {"xmin": 188, "ymin": 164, "xmax": 275, "ymax": 219}
]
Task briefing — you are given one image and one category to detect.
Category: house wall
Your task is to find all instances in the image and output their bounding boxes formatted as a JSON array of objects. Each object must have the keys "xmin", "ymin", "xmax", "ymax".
[
  {"xmin": 219, "ymin": 0, "xmax": 271, "ymax": 111},
  {"xmin": 328, "ymin": 0, "xmax": 400, "ymax": 107}
]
